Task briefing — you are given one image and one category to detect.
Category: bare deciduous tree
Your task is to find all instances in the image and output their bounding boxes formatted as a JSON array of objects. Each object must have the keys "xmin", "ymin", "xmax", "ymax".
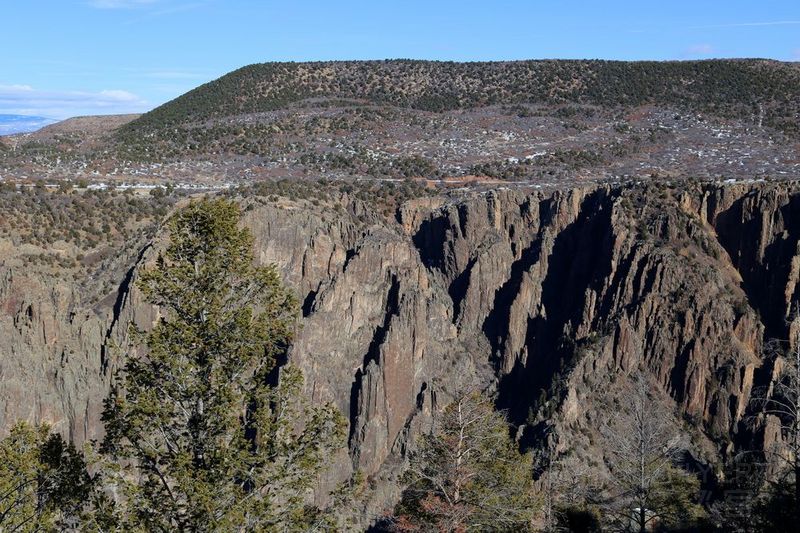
[
  {"xmin": 537, "ymin": 445, "xmax": 602, "ymax": 532},
  {"xmin": 393, "ymin": 392, "xmax": 540, "ymax": 532},
  {"xmin": 600, "ymin": 372, "xmax": 702, "ymax": 532},
  {"xmin": 750, "ymin": 314, "xmax": 800, "ymax": 522}
]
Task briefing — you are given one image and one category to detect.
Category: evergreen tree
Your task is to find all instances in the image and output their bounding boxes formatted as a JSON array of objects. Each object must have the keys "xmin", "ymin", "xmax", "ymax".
[
  {"xmin": 752, "ymin": 476, "xmax": 797, "ymax": 532},
  {"xmin": 100, "ymin": 199, "xmax": 346, "ymax": 531},
  {"xmin": 393, "ymin": 392, "xmax": 540, "ymax": 532},
  {"xmin": 0, "ymin": 422, "xmax": 94, "ymax": 532}
]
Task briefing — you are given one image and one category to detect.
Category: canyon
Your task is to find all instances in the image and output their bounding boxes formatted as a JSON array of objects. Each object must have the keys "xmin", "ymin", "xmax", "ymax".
[{"xmin": 2, "ymin": 180, "xmax": 798, "ymax": 520}]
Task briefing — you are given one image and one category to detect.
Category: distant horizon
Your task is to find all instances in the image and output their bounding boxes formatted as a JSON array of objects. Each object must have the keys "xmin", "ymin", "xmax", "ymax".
[{"xmin": 3, "ymin": 0, "xmax": 799, "ymax": 119}]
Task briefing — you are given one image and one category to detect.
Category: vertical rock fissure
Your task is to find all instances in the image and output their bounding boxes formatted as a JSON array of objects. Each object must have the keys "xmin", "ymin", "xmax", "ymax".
[
  {"xmin": 713, "ymin": 193, "xmax": 800, "ymax": 339},
  {"xmin": 99, "ymin": 243, "xmax": 151, "ymax": 375},
  {"xmin": 495, "ymin": 189, "xmax": 615, "ymax": 429},
  {"xmin": 348, "ymin": 274, "xmax": 401, "ymax": 448}
]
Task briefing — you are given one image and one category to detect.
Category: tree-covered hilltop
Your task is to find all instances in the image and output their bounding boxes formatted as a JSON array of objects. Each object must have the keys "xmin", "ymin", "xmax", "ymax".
[{"xmin": 119, "ymin": 59, "xmax": 800, "ymax": 138}]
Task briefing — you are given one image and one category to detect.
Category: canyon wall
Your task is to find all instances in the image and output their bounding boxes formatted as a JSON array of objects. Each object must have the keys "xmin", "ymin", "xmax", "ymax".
[{"xmin": 2, "ymin": 181, "xmax": 800, "ymax": 516}]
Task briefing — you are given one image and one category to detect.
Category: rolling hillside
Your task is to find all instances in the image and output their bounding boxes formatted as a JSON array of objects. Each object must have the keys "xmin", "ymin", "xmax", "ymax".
[{"xmin": 120, "ymin": 59, "xmax": 800, "ymax": 137}]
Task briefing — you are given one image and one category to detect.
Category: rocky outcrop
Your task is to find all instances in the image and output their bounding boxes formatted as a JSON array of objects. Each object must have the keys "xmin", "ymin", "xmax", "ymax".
[
  {"xmin": 0, "ymin": 268, "xmax": 108, "ymax": 443},
  {"xmin": 2, "ymin": 182, "xmax": 800, "ymax": 520}
]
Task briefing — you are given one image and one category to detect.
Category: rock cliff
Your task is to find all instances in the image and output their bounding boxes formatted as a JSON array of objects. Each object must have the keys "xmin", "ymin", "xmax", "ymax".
[{"xmin": 2, "ymin": 181, "xmax": 800, "ymax": 519}]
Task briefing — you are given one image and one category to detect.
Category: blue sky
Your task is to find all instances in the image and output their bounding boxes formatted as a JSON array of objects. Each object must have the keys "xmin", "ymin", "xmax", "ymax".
[{"xmin": 1, "ymin": 0, "xmax": 798, "ymax": 119}]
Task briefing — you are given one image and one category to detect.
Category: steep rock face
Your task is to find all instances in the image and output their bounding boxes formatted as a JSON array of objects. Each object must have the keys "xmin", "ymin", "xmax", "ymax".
[
  {"xmin": 244, "ymin": 199, "xmax": 486, "ymax": 511},
  {"xmin": 397, "ymin": 186, "xmax": 764, "ymax": 457},
  {"xmin": 0, "ymin": 248, "xmax": 156, "ymax": 443},
  {"xmin": 701, "ymin": 184, "xmax": 800, "ymax": 338},
  {"xmin": 2, "ymin": 182, "xmax": 800, "ymax": 520},
  {"xmin": 0, "ymin": 268, "xmax": 108, "ymax": 442}
]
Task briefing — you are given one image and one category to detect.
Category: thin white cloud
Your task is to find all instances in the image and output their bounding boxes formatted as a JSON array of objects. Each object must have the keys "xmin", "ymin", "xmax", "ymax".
[
  {"xmin": 1, "ymin": 84, "xmax": 34, "ymax": 92},
  {"xmin": 88, "ymin": 0, "xmax": 208, "ymax": 19},
  {"xmin": 688, "ymin": 20, "xmax": 800, "ymax": 29},
  {"xmin": 120, "ymin": 1, "xmax": 209, "ymax": 24},
  {"xmin": 0, "ymin": 84, "xmax": 150, "ymax": 119},
  {"xmin": 685, "ymin": 44, "xmax": 717, "ymax": 57},
  {"xmin": 793, "ymin": 49, "xmax": 800, "ymax": 61},
  {"xmin": 149, "ymin": 1, "xmax": 206, "ymax": 16},
  {"xmin": 87, "ymin": 0, "xmax": 160, "ymax": 8},
  {"xmin": 98, "ymin": 89, "xmax": 142, "ymax": 101}
]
